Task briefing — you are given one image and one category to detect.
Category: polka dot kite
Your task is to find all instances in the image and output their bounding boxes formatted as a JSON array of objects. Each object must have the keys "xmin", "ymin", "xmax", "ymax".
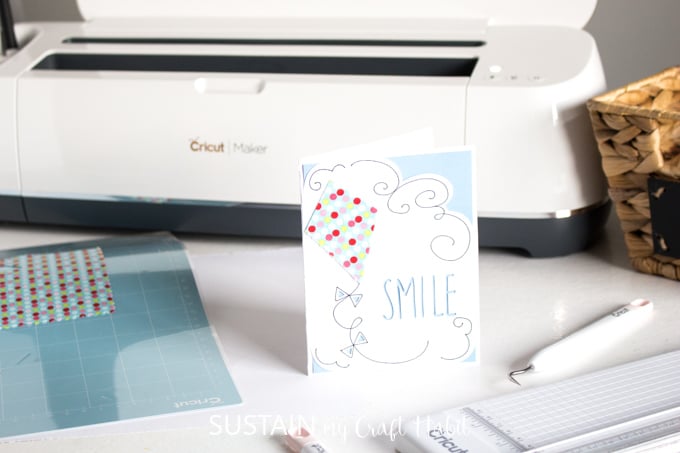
[
  {"xmin": 305, "ymin": 182, "xmax": 377, "ymax": 281},
  {"xmin": 0, "ymin": 247, "xmax": 115, "ymax": 330}
]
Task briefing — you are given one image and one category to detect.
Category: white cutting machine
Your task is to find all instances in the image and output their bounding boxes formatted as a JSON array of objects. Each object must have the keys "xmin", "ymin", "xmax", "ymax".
[{"xmin": 0, "ymin": 0, "xmax": 609, "ymax": 256}]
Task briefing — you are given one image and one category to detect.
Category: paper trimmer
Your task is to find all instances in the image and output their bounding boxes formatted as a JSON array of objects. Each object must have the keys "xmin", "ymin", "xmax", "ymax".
[{"xmin": 395, "ymin": 350, "xmax": 680, "ymax": 452}]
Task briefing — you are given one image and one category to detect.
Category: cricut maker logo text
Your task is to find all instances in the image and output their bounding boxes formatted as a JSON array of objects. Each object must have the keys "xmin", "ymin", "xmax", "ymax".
[
  {"xmin": 190, "ymin": 138, "xmax": 225, "ymax": 153},
  {"xmin": 189, "ymin": 137, "xmax": 267, "ymax": 154}
]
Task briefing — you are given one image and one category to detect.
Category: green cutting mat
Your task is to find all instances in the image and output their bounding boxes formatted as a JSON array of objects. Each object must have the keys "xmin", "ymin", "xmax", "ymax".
[{"xmin": 0, "ymin": 233, "xmax": 241, "ymax": 438}]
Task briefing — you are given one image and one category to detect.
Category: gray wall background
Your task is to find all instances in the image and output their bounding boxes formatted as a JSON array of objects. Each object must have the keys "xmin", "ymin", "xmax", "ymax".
[{"xmin": 7, "ymin": 0, "xmax": 680, "ymax": 89}]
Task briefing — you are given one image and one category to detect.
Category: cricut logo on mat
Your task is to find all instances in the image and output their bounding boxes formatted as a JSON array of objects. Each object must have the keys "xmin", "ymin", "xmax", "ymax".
[{"xmin": 429, "ymin": 429, "xmax": 469, "ymax": 453}]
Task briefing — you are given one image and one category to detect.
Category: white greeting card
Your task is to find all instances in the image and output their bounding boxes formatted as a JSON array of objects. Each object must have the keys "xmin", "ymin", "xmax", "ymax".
[{"xmin": 300, "ymin": 132, "xmax": 479, "ymax": 373}]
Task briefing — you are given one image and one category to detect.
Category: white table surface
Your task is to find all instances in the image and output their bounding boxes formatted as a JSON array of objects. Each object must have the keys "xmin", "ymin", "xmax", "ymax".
[{"xmin": 0, "ymin": 215, "xmax": 679, "ymax": 452}]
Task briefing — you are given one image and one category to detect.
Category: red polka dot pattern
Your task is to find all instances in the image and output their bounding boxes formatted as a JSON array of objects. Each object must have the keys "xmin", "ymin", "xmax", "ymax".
[
  {"xmin": 304, "ymin": 181, "xmax": 377, "ymax": 280},
  {"xmin": 0, "ymin": 247, "xmax": 115, "ymax": 330}
]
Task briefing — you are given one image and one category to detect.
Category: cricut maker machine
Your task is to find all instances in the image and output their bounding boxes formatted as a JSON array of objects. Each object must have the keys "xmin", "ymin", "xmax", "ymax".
[{"xmin": 0, "ymin": 0, "xmax": 609, "ymax": 256}]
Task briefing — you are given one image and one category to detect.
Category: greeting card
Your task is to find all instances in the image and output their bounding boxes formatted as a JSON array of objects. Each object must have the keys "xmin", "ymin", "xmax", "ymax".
[{"xmin": 300, "ymin": 132, "xmax": 479, "ymax": 373}]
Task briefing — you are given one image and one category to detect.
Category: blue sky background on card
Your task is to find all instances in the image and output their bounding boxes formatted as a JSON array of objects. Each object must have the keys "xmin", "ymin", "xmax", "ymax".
[{"xmin": 389, "ymin": 150, "xmax": 474, "ymax": 222}]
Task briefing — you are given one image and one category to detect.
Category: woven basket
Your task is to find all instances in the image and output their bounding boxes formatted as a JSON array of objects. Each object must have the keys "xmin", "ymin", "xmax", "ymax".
[{"xmin": 587, "ymin": 66, "xmax": 680, "ymax": 280}]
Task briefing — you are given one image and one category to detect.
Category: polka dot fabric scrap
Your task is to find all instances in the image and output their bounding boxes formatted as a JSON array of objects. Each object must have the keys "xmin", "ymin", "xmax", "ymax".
[
  {"xmin": 305, "ymin": 182, "xmax": 377, "ymax": 281},
  {"xmin": 0, "ymin": 247, "xmax": 115, "ymax": 330}
]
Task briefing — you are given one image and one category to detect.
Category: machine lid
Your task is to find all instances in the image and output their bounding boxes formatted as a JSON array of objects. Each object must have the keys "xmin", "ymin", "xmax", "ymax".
[{"xmin": 76, "ymin": 0, "xmax": 597, "ymax": 29}]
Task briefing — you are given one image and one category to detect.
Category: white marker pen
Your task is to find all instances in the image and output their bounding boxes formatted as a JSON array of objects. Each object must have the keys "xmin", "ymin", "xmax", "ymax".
[
  {"xmin": 509, "ymin": 298, "xmax": 654, "ymax": 385},
  {"xmin": 284, "ymin": 427, "xmax": 331, "ymax": 453}
]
